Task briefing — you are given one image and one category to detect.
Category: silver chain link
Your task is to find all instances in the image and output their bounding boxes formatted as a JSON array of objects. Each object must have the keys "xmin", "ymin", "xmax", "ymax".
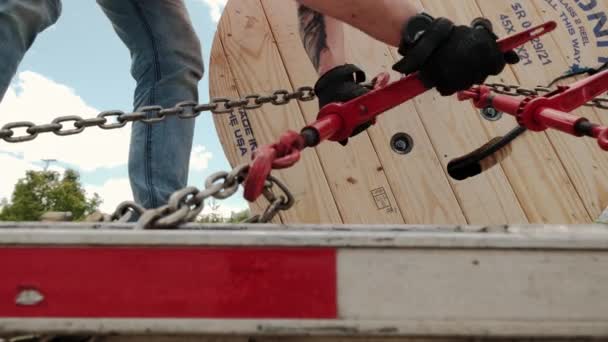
[
  {"xmin": 484, "ymin": 83, "xmax": 608, "ymax": 110},
  {"xmin": 84, "ymin": 163, "xmax": 295, "ymax": 227},
  {"xmin": 0, "ymin": 87, "xmax": 316, "ymax": 143},
  {"xmin": 1, "ymin": 82, "xmax": 605, "ymax": 144}
]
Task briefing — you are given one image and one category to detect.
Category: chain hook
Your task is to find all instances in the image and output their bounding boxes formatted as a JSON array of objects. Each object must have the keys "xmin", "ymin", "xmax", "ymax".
[{"xmin": 244, "ymin": 131, "xmax": 305, "ymax": 202}]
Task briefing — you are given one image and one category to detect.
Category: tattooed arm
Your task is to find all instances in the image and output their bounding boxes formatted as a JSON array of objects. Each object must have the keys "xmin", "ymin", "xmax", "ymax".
[
  {"xmin": 297, "ymin": 0, "xmax": 422, "ymax": 47},
  {"xmin": 297, "ymin": 0, "xmax": 422, "ymax": 74},
  {"xmin": 296, "ymin": 1, "xmax": 424, "ymax": 141},
  {"xmin": 297, "ymin": 5, "xmax": 345, "ymax": 75}
]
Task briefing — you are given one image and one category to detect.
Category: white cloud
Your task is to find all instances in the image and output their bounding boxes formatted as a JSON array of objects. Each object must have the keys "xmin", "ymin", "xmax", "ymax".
[
  {"xmin": 190, "ymin": 145, "xmax": 213, "ymax": 171},
  {"xmin": 0, "ymin": 71, "xmax": 130, "ymax": 172},
  {"xmin": 198, "ymin": 0, "xmax": 227, "ymax": 22},
  {"xmin": 85, "ymin": 178, "xmax": 133, "ymax": 214}
]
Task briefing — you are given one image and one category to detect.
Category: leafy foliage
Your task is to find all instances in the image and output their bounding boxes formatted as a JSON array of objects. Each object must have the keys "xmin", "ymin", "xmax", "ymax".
[
  {"xmin": 228, "ymin": 209, "xmax": 250, "ymax": 223},
  {"xmin": 0, "ymin": 169, "xmax": 101, "ymax": 221}
]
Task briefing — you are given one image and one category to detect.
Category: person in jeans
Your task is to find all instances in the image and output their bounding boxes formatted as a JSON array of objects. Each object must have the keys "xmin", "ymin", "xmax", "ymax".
[{"xmin": 0, "ymin": 0, "xmax": 203, "ymax": 211}]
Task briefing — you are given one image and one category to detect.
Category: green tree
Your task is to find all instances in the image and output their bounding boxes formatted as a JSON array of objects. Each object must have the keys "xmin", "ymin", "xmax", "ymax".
[
  {"xmin": 0, "ymin": 169, "xmax": 101, "ymax": 221},
  {"xmin": 228, "ymin": 209, "xmax": 251, "ymax": 223}
]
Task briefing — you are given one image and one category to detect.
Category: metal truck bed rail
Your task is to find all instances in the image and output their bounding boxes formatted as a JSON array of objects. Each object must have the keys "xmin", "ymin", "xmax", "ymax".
[{"xmin": 1, "ymin": 223, "xmax": 608, "ymax": 339}]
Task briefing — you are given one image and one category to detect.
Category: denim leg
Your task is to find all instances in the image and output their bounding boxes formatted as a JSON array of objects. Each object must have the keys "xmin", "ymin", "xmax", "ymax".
[
  {"xmin": 0, "ymin": 0, "xmax": 61, "ymax": 102},
  {"xmin": 96, "ymin": 0, "xmax": 204, "ymax": 209}
]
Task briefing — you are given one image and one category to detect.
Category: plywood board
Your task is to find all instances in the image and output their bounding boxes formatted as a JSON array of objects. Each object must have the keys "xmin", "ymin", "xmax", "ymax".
[
  {"xmin": 476, "ymin": 0, "xmax": 608, "ymax": 219},
  {"xmin": 209, "ymin": 37, "xmax": 271, "ymax": 221},
  {"xmin": 532, "ymin": 0, "xmax": 608, "ymax": 215},
  {"xmin": 209, "ymin": 0, "xmax": 608, "ymax": 224},
  {"xmin": 380, "ymin": 0, "xmax": 529, "ymax": 224},
  {"xmin": 209, "ymin": 2, "xmax": 342, "ymax": 224},
  {"xmin": 258, "ymin": 0, "xmax": 406, "ymax": 225},
  {"xmin": 260, "ymin": 0, "xmax": 467, "ymax": 224},
  {"xmin": 413, "ymin": 0, "xmax": 590, "ymax": 223}
]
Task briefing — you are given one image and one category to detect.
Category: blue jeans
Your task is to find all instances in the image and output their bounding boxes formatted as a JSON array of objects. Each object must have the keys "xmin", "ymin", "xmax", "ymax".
[{"xmin": 0, "ymin": 0, "xmax": 204, "ymax": 210}]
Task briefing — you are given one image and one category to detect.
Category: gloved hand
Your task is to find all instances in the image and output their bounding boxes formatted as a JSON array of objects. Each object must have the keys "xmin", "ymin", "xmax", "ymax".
[
  {"xmin": 393, "ymin": 14, "xmax": 520, "ymax": 96},
  {"xmin": 314, "ymin": 64, "xmax": 373, "ymax": 145}
]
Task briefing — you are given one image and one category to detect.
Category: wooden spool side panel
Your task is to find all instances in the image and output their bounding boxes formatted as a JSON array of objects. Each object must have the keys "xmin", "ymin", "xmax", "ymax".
[
  {"xmin": 414, "ymin": 0, "xmax": 591, "ymax": 223},
  {"xmin": 261, "ymin": 0, "xmax": 467, "ymax": 224},
  {"xmin": 259, "ymin": 0, "xmax": 407, "ymax": 224},
  {"xmin": 340, "ymin": 17, "xmax": 469, "ymax": 224},
  {"xmin": 383, "ymin": 1, "xmax": 529, "ymax": 224},
  {"xmin": 210, "ymin": 0, "xmax": 608, "ymax": 224},
  {"xmin": 262, "ymin": 0, "xmax": 527, "ymax": 224},
  {"xmin": 476, "ymin": 0, "xmax": 608, "ymax": 220},
  {"xmin": 211, "ymin": 0, "xmax": 344, "ymax": 224},
  {"xmin": 209, "ymin": 37, "xmax": 272, "ymax": 221},
  {"xmin": 533, "ymin": 0, "xmax": 608, "ymax": 82},
  {"xmin": 532, "ymin": 0, "xmax": 608, "ymax": 216}
]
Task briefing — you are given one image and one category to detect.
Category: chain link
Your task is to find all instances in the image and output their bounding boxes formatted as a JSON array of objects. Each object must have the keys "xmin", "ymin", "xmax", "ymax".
[
  {"xmin": 0, "ymin": 87, "xmax": 317, "ymax": 144},
  {"xmin": 7, "ymin": 81, "xmax": 601, "ymax": 144},
  {"xmin": 1, "ymin": 80, "xmax": 606, "ymax": 144},
  {"xmin": 83, "ymin": 201, "xmax": 146, "ymax": 223},
  {"xmin": 82, "ymin": 163, "xmax": 293, "ymax": 228},
  {"xmin": 245, "ymin": 176, "xmax": 296, "ymax": 223},
  {"xmin": 484, "ymin": 82, "xmax": 608, "ymax": 108},
  {"xmin": 588, "ymin": 97, "xmax": 608, "ymax": 110},
  {"xmin": 129, "ymin": 163, "xmax": 294, "ymax": 229}
]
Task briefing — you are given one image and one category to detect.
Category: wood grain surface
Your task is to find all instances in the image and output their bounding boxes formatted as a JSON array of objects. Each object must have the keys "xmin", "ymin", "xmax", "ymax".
[{"xmin": 209, "ymin": 0, "xmax": 608, "ymax": 224}]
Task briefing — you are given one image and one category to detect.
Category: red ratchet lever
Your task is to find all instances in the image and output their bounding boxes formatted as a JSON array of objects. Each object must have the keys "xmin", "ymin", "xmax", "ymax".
[
  {"xmin": 458, "ymin": 69, "xmax": 608, "ymax": 150},
  {"xmin": 243, "ymin": 21, "xmax": 557, "ymax": 202}
]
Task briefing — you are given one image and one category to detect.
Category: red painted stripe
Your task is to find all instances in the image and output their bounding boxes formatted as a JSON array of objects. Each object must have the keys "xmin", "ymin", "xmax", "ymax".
[{"xmin": 0, "ymin": 247, "xmax": 337, "ymax": 319}]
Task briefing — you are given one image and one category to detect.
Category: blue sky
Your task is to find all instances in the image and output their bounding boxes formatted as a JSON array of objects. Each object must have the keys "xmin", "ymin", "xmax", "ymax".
[{"xmin": 0, "ymin": 0, "xmax": 247, "ymax": 216}]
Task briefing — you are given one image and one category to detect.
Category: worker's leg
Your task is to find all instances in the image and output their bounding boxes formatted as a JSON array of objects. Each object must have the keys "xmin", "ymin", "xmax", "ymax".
[
  {"xmin": 0, "ymin": 0, "xmax": 62, "ymax": 102},
  {"xmin": 97, "ymin": 0, "xmax": 204, "ymax": 209}
]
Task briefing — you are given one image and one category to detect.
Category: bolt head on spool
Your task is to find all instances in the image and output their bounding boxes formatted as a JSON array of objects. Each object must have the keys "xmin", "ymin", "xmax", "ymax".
[
  {"xmin": 390, "ymin": 133, "xmax": 414, "ymax": 155},
  {"xmin": 481, "ymin": 107, "xmax": 502, "ymax": 121}
]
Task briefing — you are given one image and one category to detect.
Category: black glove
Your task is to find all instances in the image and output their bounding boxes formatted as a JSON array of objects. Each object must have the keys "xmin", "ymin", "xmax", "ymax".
[
  {"xmin": 314, "ymin": 64, "xmax": 373, "ymax": 146},
  {"xmin": 393, "ymin": 14, "xmax": 520, "ymax": 96}
]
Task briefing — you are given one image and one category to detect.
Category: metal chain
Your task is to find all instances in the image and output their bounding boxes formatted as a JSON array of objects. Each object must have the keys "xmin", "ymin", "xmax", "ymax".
[
  {"xmin": 484, "ymin": 83, "xmax": 608, "ymax": 110},
  {"xmin": 1, "ymin": 82, "xmax": 606, "ymax": 144},
  {"xmin": 85, "ymin": 163, "xmax": 295, "ymax": 228},
  {"xmin": 0, "ymin": 87, "xmax": 316, "ymax": 143}
]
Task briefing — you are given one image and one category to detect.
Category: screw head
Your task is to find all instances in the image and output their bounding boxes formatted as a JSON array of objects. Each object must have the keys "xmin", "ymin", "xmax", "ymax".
[
  {"xmin": 390, "ymin": 133, "xmax": 414, "ymax": 155},
  {"xmin": 481, "ymin": 107, "xmax": 502, "ymax": 121}
]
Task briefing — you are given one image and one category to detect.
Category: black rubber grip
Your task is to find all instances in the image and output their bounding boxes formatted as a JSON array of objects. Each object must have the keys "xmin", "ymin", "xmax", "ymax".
[
  {"xmin": 448, "ymin": 126, "xmax": 526, "ymax": 181},
  {"xmin": 448, "ymin": 138, "xmax": 501, "ymax": 181},
  {"xmin": 574, "ymin": 119, "xmax": 595, "ymax": 137},
  {"xmin": 300, "ymin": 127, "xmax": 321, "ymax": 147}
]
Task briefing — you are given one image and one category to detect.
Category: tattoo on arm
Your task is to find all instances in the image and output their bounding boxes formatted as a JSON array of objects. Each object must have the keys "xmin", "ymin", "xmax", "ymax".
[{"xmin": 297, "ymin": 5, "xmax": 328, "ymax": 71}]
